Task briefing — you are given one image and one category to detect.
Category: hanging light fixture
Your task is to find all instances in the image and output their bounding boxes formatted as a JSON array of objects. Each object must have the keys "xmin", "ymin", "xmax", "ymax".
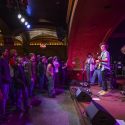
[
  {"xmin": 21, "ymin": 17, "xmax": 25, "ymax": 23},
  {"xmin": 18, "ymin": 14, "xmax": 22, "ymax": 19}
]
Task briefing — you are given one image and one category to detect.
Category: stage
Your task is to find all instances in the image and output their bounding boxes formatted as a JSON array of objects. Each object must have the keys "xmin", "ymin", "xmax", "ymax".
[{"xmin": 70, "ymin": 85, "xmax": 125, "ymax": 125}]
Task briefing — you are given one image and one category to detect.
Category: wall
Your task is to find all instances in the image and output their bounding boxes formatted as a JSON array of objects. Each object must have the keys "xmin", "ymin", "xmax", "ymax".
[{"xmin": 67, "ymin": 0, "xmax": 125, "ymax": 69}]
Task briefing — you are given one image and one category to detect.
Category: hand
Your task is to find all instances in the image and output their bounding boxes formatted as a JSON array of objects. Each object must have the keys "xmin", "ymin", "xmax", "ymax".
[
  {"xmin": 96, "ymin": 60, "xmax": 99, "ymax": 63},
  {"xmin": 98, "ymin": 56, "xmax": 101, "ymax": 59}
]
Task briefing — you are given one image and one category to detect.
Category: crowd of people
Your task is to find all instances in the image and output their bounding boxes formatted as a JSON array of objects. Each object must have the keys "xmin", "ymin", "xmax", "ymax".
[
  {"xmin": 0, "ymin": 48, "xmax": 67, "ymax": 122},
  {"xmin": 0, "ymin": 42, "xmax": 116, "ymax": 123}
]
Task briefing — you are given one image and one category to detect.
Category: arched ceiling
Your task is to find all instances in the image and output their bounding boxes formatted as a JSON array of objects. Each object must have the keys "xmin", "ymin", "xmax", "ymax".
[
  {"xmin": 0, "ymin": 0, "xmax": 69, "ymax": 45},
  {"xmin": 0, "ymin": 0, "xmax": 125, "ymax": 52},
  {"xmin": 0, "ymin": 0, "xmax": 68, "ymax": 35},
  {"xmin": 26, "ymin": 0, "xmax": 68, "ymax": 27}
]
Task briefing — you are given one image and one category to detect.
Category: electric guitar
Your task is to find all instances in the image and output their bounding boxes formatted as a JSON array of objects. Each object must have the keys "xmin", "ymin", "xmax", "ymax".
[
  {"xmin": 95, "ymin": 60, "xmax": 102, "ymax": 69},
  {"xmin": 94, "ymin": 53, "xmax": 102, "ymax": 69}
]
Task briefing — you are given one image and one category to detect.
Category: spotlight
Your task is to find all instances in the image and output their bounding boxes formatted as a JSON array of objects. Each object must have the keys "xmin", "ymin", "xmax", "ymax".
[
  {"xmin": 17, "ymin": 13, "xmax": 31, "ymax": 28},
  {"xmin": 21, "ymin": 18, "xmax": 25, "ymax": 23},
  {"xmin": 25, "ymin": 22, "xmax": 28, "ymax": 26},
  {"xmin": 18, "ymin": 14, "xmax": 22, "ymax": 19},
  {"xmin": 27, "ymin": 24, "xmax": 31, "ymax": 28}
]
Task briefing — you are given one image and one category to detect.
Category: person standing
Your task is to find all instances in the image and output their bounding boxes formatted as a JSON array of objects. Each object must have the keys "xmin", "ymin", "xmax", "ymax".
[
  {"xmin": 29, "ymin": 53, "xmax": 37, "ymax": 97},
  {"xmin": 97, "ymin": 43, "xmax": 111, "ymax": 95},
  {"xmin": 91, "ymin": 59, "xmax": 102, "ymax": 86},
  {"xmin": 84, "ymin": 53, "xmax": 95, "ymax": 83},
  {"xmin": 14, "ymin": 57, "xmax": 29, "ymax": 112},
  {"xmin": 37, "ymin": 56, "xmax": 47, "ymax": 92},
  {"xmin": 46, "ymin": 57, "xmax": 56, "ymax": 98},
  {"xmin": 53, "ymin": 56, "xmax": 60, "ymax": 87},
  {"xmin": 0, "ymin": 48, "xmax": 11, "ymax": 117},
  {"xmin": 0, "ymin": 49, "xmax": 3, "ymax": 119},
  {"xmin": 9, "ymin": 49, "xmax": 18, "ymax": 106}
]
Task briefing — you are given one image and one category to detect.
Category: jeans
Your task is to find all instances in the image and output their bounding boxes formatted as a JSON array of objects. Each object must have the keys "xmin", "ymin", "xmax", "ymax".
[
  {"xmin": 39, "ymin": 74, "xmax": 46, "ymax": 90},
  {"xmin": 54, "ymin": 72, "xmax": 59, "ymax": 87},
  {"xmin": 16, "ymin": 87, "xmax": 29, "ymax": 110},
  {"xmin": 86, "ymin": 69, "xmax": 93, "ymax": 83},
  {"xmin": 101, "ymin": 69, "xmax": 110, "ymax": 91},
  {"xmin": 0, "ymin": 84, "xmax": 9, "ymax": 115},
  {"xmin": 9, "ymin": 78, "xmax": 16, "ymax": 106},
  {"xmin": 29, "ymin": 78, "xmax": 35, "ymax": 97},
  {"xmin": 91, "ymin": 69, "xmax": 102, "ymax": 85},
  {"xmin": 47, "ymin": 76, "xmax": 55, "ymax": 96}
]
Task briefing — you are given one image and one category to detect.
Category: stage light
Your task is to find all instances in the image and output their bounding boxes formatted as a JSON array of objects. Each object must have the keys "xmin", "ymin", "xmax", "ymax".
[
  {"xmin": 17, "ymin": 13, "xmax": 31, "ymax": 28},
  {"xmin": 27, "ymin": 24, "xmax": 31, "ymax": 28},
  {"xmin": 18, "ymin": 14, "xmax": 22, "ymax": 19},
  {"xmin": 25, "ymin": 22, "xmax": 28, "ymax": 26},
  {"xmin": 21, "ymin": 18, "xmax": 25, "ymax": 23}
]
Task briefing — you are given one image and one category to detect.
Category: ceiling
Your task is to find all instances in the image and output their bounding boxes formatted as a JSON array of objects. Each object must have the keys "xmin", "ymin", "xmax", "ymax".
[
  {"xmin": 1, "ymin": 0, "xmax": 125, "ymax": 48},
  {"xmin": 0, "ymin": 0, "xmax": 69, "ymax": 38},
  {"xmin": 27, "ymin": 0, "xmax": 68, "ymax": 27}
]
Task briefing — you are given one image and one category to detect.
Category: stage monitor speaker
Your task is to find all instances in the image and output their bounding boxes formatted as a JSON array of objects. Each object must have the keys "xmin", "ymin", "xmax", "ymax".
[
  {"xmin": 85, "ymin": 101, "xmax": 116, "ymax": 125},
  {"xmin": 75, "ymin": 87, "xmax": 92, "ymax": 102}
]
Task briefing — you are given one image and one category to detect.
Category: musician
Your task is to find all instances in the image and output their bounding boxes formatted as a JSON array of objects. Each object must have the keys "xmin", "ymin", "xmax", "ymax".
[
  {"xmin": 97, "ymin": 43, "xmax": 110, "ymax": 95},
  {"xmin": 91, "ymin": 59, "xmax": 102, "ymax": 86},
  {"xmin": 84, "ymin": 53, "xmax": 95, "ymax": 83}
]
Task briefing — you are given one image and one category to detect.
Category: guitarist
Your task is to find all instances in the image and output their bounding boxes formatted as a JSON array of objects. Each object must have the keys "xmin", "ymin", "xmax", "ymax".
[
  {"xmin": 90, "ymin": 53, "xmax": 102, "ymax": 86},
  {"xmin": 97, "ymin": 43, "xmax": 111, "ymax": 95}
]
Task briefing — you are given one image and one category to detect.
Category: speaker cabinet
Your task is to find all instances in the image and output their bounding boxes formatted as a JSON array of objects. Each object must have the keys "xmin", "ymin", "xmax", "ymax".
[
  {"xmin": 85, "ymin": 101, "xmax": 116, "ymax": 125},
  {"xmin": 75, "ymin": 87, "xmax": 92, "ymax": 102}
]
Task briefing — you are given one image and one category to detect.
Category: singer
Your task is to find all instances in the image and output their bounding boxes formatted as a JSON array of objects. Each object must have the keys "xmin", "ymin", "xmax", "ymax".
[{"xmin": 97, "ymin": 43, "xmax": 111, "ymax": 95}]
